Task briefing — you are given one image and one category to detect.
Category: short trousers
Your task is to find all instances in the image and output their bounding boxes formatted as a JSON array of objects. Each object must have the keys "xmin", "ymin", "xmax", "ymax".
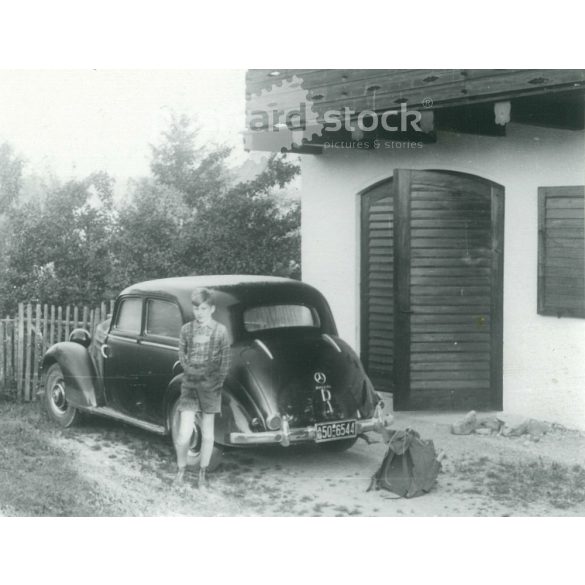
[{"xmin": 177, "ymin": 370, "xmax": 222, "ymax": 414}]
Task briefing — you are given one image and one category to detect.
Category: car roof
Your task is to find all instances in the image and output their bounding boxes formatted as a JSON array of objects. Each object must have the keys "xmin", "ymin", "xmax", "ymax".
[
  {"xmin": 118, "ymin": 275, "xmax": 337, "ymax": 335},
  {"xmin": 119, "ymin": 275, "xmax": 325, "ymax": 311},
  {"xmin": 121, "ymin": 275, "xmax": 301, "ymax": 296}
]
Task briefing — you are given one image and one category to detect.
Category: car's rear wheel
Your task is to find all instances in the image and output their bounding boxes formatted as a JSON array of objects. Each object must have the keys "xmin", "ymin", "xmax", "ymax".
[
  {"xmin": 169, "ymin": 399, "xmax": 224, "ymax": 471},
  {"xmin": 169, "ymin": 400, "xmax": 223, "ymax": 472},
  {"xmin": 43, "ymin": 363, "xmax": 80, "ymax": 427},
  {"xmin": 169, "ymin": 399, "xmax": 202, "ymax": 468},
  {"xmin": 317, "ymin": 436, "xmax": 358, "ymax": 452}
]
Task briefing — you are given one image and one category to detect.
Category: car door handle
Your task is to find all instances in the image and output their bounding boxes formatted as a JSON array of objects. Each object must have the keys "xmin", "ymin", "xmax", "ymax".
[{"xmin": 101, "ymin": 344, "xmax": 111, "ymax": 359}]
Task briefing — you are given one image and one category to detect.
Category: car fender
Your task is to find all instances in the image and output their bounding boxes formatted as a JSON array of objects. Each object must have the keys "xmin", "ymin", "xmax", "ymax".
[
  {"xmin": 333, "ymin": 335, "xmax": 380, "ymax": 417},
  {"xmin": 163, "ymin": 374, "xmax": 255, "ymax": 446},
  {"xmin": 163, "ymin": 374, "xmax": 184, "ymax": 431},
  {"xmin": 218, "ymin": 387, "xmax": 255, "ymax": 445},
  {"xmin": 42, "ymin": 342, "xmax": 100, "ymax": 408}
]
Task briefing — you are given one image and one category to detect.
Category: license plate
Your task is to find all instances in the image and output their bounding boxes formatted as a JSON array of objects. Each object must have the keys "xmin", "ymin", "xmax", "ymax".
[{"xmin": 315, "ymin": 420, "xmax": 357, "ymax": 443}]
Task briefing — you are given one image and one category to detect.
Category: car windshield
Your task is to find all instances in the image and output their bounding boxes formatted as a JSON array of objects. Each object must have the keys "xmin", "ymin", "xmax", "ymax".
[{"xmin": 243, "ymin": 304, "xmax": 320, "ymax": 332}]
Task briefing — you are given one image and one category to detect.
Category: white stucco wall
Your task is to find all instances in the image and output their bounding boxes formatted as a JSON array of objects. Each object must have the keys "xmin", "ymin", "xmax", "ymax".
[{"xmin": 301, "ymin": 124, "xmax": 585, "ymax": 429}]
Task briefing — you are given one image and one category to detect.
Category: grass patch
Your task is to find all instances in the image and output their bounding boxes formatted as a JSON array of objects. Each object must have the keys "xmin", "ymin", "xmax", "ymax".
[
  {"xmin": 0, "ymin": 398, "xmax": 304, "ymax": 516},
  {"xmin": 0, "ymin": 401, "xmax": 122, "ymax": 516},
  {"xmin": 454, "ymin": 456, "xmax": 585, "ymax": 510}
]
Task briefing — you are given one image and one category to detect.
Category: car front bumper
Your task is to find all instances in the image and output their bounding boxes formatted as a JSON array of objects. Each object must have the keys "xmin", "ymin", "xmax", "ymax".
[{"xmin": 229, "ymin": 406, "xmax": 393, "ymax": 447}]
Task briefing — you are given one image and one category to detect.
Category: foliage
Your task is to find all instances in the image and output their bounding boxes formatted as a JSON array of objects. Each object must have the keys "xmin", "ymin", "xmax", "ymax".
[
  {"xmin": 0, "ymin": 172, "xmax": 115, "ymax": 313},
  {"xmin": 188, "ymin": 156, "xmax": 300, "ymax": 276},
  {"xmin": 455, "ymin": 455, "xmax": 585, "ymax": 510},
  {"xmin": 108, "ymin": 179, "xmax": 192, "ymax": 288},
  {"xmin": 0, "ymin": 143, "xmax": 25, "ymax": 311},
  {"xmin": 0, "ymin": 142, "xmax": 24, "ymax": 213},
  {"xmin": 140, "ymin": 113, "xmax": 300, "ymax": 279},
  {"xmin": 0, "ymin": 113, "xmax": 301, "ymax": 314},
  {"xmin": 149, "ymin": 113, "xmax": 232, "ymax": 208}
]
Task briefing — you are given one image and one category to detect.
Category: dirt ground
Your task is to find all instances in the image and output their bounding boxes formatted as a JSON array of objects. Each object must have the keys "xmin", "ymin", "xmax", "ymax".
[{"xmin": 2, "ymin": 395, "xmax": 585, "ymax": 516}]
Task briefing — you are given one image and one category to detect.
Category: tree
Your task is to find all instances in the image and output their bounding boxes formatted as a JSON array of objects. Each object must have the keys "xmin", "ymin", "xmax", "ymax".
[
  {"xmin": 0, "ymin": 143, "xmax": 25, "ymax": 310},
  {"xmin": 0, "ymin": 172, "xmax": 116, "ymax": 314},
  {"xmin": 0, "ymin": 142, "xmax": 24, "ymax": 213},
  {"xmin": 115, "ymin": 151, "xmax": 300, "ymax": 283},
  {"xmin": 150, "ymin": 113, "xmax": 232, "ymax": 209},
  {"xmin": 0, "ymin": 113, "xmax": 302, "ymax": 315},
  {"xmin": 188, "ymin": 155, "xmax": 301, "ymax": 276},
  {"xmin": 144, "ymin": 112, "xmax": 301, "ymax": 279},
  {"xmin": 108, "ymin": 179, "xmax": 192, "ymax": 289}
]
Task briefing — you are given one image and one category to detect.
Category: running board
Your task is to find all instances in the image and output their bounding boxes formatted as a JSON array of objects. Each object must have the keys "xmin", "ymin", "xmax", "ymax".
[{"xmin": 84, "ymin": 406, "xmax": 167, "ymax": 435}]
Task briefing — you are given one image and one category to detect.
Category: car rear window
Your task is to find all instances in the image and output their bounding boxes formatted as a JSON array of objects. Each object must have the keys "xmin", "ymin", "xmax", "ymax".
[
  {"xmin": 145, "ymin": 299, "xmax": 183, "ymax": 338},
  {"xmin": 243, "ymin": 305, "xmax": 319, "ymax": 332}
]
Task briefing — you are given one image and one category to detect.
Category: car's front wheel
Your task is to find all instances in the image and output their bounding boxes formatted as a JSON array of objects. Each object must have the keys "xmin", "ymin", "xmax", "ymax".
[{"xmin": 43, "ymin": 363, "xmax": 80, "ymax": 427}]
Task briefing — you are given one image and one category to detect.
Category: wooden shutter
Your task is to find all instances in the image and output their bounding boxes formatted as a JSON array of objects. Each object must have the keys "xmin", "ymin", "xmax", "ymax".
[
  {"xmin": 538, "ymin": 186, "xmax": 585, "ymax": 318},
  {"xmin": 393, "ymin": 170, "xmax": 504, "ymax": 410},
  {"xmin": 361, "ymin": 181, "xmax": 394, "ymax": 393}
]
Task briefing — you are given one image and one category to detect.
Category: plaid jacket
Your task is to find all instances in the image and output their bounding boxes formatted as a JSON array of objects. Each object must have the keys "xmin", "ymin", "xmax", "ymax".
[{"xmin": 178, "ymin": 319, "xmax": 231, "ymax": 385}]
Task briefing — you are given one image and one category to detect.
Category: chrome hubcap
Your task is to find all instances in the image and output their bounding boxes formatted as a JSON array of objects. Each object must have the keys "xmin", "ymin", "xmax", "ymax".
[
  {"xmin": 171, "ymin": 408, "xmax": 201, "ymax": 455},
  {"xmin": 51, "ymin": 382, "xmax": 67, "ymax": 413}
]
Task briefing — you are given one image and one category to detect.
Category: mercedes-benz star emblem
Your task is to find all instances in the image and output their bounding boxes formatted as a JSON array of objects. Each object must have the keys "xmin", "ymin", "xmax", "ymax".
[{"xmin": 313, "ymin": 372, "xmax": 327, "ymax": 384}]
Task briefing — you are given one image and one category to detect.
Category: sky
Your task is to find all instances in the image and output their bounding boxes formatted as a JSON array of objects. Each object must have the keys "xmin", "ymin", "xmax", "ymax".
[{"xmin": 0, "ymin": 69, "xmax": 248, "ymax": 182}]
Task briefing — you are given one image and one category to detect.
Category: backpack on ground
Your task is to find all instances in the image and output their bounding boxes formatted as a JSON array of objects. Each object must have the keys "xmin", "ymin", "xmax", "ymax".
[{"xmin": 367, "ymin": 428, "xmax": 441, "ymax": 498}]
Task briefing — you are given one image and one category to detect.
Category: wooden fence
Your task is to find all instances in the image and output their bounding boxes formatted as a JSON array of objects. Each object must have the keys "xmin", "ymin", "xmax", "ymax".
[{"xmin": 0, "ymin": 301, "xmax": 114, "ymax": 402}]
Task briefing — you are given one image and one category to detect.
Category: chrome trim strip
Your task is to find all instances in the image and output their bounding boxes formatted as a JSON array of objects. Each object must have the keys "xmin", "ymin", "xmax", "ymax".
[
  {"xmin": 141, "ymin": 340, "xmax": 179, "ymax": 351},
  {"xmin": 83, "ymin": 406, "xmax": 167, "ymax": 435},
  {"xmin": 254, "ymin": 339, "xmax": 274, "ymax": 360},
  {"xmin": 229, "ymin": 413, "xmax": 393, "ymax": 446},
  {"xmin": 322, "ymin": 334, "xmax": 342, "ymax": 353},
  {"xmin": 108, "ymin": 334, "xmax": 138, "ymax": 344}
]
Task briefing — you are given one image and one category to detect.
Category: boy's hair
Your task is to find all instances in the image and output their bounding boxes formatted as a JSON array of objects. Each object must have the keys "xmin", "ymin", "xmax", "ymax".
[{"xmin": 191, "ymin": 287, "xmax": 214, "ymax": 306}]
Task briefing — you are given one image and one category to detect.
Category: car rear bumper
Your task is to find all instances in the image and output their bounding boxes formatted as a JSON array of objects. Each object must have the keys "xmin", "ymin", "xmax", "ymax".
[{"xmin": 229, "ymin": 406, "xmax": 393, "ymax": 447}]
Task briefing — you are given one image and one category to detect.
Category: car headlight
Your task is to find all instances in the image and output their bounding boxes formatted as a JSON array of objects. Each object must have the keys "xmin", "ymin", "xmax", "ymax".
[{"xmin": 69, "ymin": 328, "xmax": 91, "ymax": 348}]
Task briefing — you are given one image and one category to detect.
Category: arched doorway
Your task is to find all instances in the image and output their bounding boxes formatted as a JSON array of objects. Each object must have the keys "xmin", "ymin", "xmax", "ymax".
[{"xmin": 361, "ymin": 169, "xmax": 504, "ymax": 410}]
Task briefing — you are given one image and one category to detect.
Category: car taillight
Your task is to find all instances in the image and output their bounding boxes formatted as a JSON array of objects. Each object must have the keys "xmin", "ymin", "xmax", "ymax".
[
  {"xmin": 250, "ymin": 417, "xmax": 263, "ymax": 432},
  {"xmin": 266, "ymin": 414, "xmax": 282, "ymax": 430}
]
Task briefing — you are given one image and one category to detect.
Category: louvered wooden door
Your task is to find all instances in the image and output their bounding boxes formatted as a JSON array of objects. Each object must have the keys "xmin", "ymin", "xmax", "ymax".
[
  {"xmin": 361, "ymin": 180, "xmax": 395, "ymax": 394},
  {"xmin": 361, "ymin": 170, "xmax": 504, "ymax": 410}
]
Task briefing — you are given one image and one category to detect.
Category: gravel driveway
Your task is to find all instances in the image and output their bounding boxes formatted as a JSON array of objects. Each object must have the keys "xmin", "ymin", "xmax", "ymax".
[{"xmin": 2, "ymin": 399, "xmax": 585, "ymax": 516}]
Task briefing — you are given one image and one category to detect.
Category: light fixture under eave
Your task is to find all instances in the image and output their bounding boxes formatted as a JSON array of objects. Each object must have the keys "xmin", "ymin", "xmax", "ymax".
[
  {"xmin": 494, "ymin": 101, "xmax": 511, "ymax": 126},
  {"xmin": 291, "ymin": 129, "xmax": 304, "ymax": 148},
  {"xmin": 420, "ymin": 110, "xmax": 434, "ymax": 133}
]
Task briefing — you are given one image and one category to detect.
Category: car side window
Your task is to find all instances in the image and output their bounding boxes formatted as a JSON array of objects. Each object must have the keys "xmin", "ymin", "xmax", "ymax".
[
  {"xmin": 113, "ymin": 298, "xmax": 142, "ymax": 335},
  {"xmin": 145, "ymin": 299, "xmax": 183, "ymax": 338}
]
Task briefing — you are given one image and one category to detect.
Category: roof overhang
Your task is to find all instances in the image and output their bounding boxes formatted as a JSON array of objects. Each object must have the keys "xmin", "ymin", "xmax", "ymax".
[{"xmin": 244, "ymin": 69, "xmax": 585, "ymax": 154}]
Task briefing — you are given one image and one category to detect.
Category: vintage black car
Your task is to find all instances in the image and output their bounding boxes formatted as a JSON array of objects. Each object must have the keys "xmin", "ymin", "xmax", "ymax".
[{"xmin": 42, "ymin": 276, "xmax": 392, "ymax": 460}]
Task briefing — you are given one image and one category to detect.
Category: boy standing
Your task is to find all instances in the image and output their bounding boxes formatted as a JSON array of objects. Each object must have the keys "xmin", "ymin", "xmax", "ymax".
[{"xmin": 174, "ymin": 287, "xmax": 231, "ymax": 487}]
